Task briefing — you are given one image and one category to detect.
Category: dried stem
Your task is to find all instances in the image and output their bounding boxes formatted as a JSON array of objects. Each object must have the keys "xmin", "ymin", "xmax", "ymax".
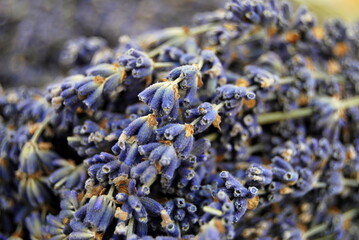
[
  {"xmin": 257, "ymin": 96, "xmax": 359, "ymax": 125},
  {"xmin": 30, "ymin": 115, "xmax": 52, "ymax": 144},
  {"xmin": 303, "ymin": 208, "xmax": 359, "ymax": 239}
]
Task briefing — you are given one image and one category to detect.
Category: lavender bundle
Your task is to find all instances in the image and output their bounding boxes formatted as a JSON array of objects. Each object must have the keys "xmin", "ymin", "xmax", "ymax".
[{"xmin": 1, "ymin": 0, "xmax": 359, "ymax": 239}]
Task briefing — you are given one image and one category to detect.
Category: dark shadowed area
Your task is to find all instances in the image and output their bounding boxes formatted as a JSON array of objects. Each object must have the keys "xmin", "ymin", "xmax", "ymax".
[{"xmin": 0, "ymin": 0, "xmax": 222, "ymax": 87}]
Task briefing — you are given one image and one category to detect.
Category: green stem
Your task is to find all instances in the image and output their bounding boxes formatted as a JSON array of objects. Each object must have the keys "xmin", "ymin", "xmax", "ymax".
[
  {"xmin": 147, "ymin": 23, "xmax": 217, "ymax": 58},
  {"xmin": 80, "ymin": 194, "xmax": 88, "ymax": 206},
  {"xmin": 342, "ymin": 178, "xmax": 359, "ymax": 187},
  {"xmin": 189, "ymin": 23, "xmax": 218, "ymax": 35},
  {"xmin": 247, "ymin": 144, "xmax": 266, "ymax": 155},
  {"xmin": 258, "ymin": 108, "xmax": 313, "ymax": 125},
  {"xmin": 303, "ymin": 208, "xmax": 359, "ymax": 239},
  {"xmin": 343, "ymin": 208, "xmax": 359, "ymax": 219},
  {"xmin": 126, "ymin": 217, "xmax": 135, "ymax": 240},
  {"xmin": 67, "ymin": 136, "xmax": 83, "ymax": 143},
  {"xmin": 313, "ymin": 182, "xmax": 327, "ymax": 188},
  {"xmin": 213, "ymin": 102, "xmax": 225, "ymax": 111},
  {"xmin": 54, "ymin": 176, "xmax": 70, "ymax": 190},
  {"xmin": 314, "ymin": 178, "xmax": 359, "ymax": 188},
  {"xmin": 176, "ymin": 221, "xmax": 181, "ymax": 239},
  {"xmin": 153, "ymin": 62, "xmax": 175, "ymax": 69},
  {"xmin": 204, "ymin": 133, "xmax": 219, "ymax": 141},
  {"xmin": 30, "ymin": 115, "xmax": 52, "ymax": 143},
  {"xmin": 231, "ymin": 27, "xmax": 265, "ymax": 46},
  {"xmin": 190, "ymin": 115, "xmax": 202, "ymax": 126},
  {"xmin": 278, "ymin": 76, "xmax": 296, "ymax": 85},
  {"xmin": 148, "ymin": 36, "xmax": 187, "ymax": 58},
  {"xmin": 338, "ymin": 96, "xmax": 359, "ymax": 109},
  {"xmin": 11, "ymin": 224, "xmax": 23, "ymax": 238},
  {"xmin": 303, "ymin": 223, "xmax": 328, "ymax": 239},
  {"xmin": 312, "ymin": 71, "xmax": 346, "ymax": 83},
  {"xmin": 203, "ymin": 206, "xmax": 223, "ymax": 216},
  {"xmin": 108, "ymin": 185, "xmax": 115, "ymax": 197},
  {"xmin": 258, "ymin": 96, "xmax": 359, "ymax": 125},
  {"xmin": 172, "ymin": 76, "xmax": 185, "ymax": 85}
]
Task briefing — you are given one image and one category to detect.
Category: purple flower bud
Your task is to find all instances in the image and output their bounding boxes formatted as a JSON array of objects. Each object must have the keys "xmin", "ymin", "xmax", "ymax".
[
  {"xmin": 140, "ymin": 197, "xmax": 165, "ymax": 215},
  {"xmin": 165, "ymin": 223, "xmax": 180, "ymax": 238},
  {"xmin": 119, "ymin": 48, "xmax": 153, "ymax": 79},
  {"xmin": 83, "ymin": 195, "xmax": 116, "ymax": 232},
  {"xmin": 247, "ymin": 163, "xmax": 273, "ymax": 186},
  {"xmin": 140, "ymin": 165, "xmax": 158, "ymax": 186}
]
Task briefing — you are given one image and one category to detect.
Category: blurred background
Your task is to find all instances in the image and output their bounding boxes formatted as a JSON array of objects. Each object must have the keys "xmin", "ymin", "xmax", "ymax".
[{"xmin": 0, "ymin": 0, "xmax": 358, "ymax": 88}]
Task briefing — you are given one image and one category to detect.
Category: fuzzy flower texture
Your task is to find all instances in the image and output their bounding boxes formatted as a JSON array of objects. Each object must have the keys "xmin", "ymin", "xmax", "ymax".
[{"xmin": 2, "ymin": 0, "xmax": 359, "ymax": 239}]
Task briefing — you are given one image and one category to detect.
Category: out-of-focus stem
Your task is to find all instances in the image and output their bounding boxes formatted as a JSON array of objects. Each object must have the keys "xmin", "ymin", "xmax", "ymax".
[
  {"xmin": 258, "ymin": 108, "xmax": 313, "ymax": 125},
  {"xmin": 153, "ymin": 62, "xmax": 176, "ymax": 69},
  {"xmin": 303, "ymin": 208, "xmax": 359, "ymax": 239},
  {"xmin": 147, "ymin": 23, "xmax": 218, "ymax": 58},
  {"xmin": 126, "ymin": 217, "xmax": 135, "ymax": 240},
  {"xmin": 203, "ymin": 206, "xmax": 223, "ymax": 216},
  {"xmin": 148, "ymin": 36, "xmax": 187, "ymax": 58},
  {"xmin": 30, "ymin": 115, "xmax": 52, "ymax": 143},
  {"xmin": 258, "ymin": 96, "xmax": 359, "ymax": 125},
  {"xmin": 303, "ymin": 223, "xmax": 328, "ymax": 239}
]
